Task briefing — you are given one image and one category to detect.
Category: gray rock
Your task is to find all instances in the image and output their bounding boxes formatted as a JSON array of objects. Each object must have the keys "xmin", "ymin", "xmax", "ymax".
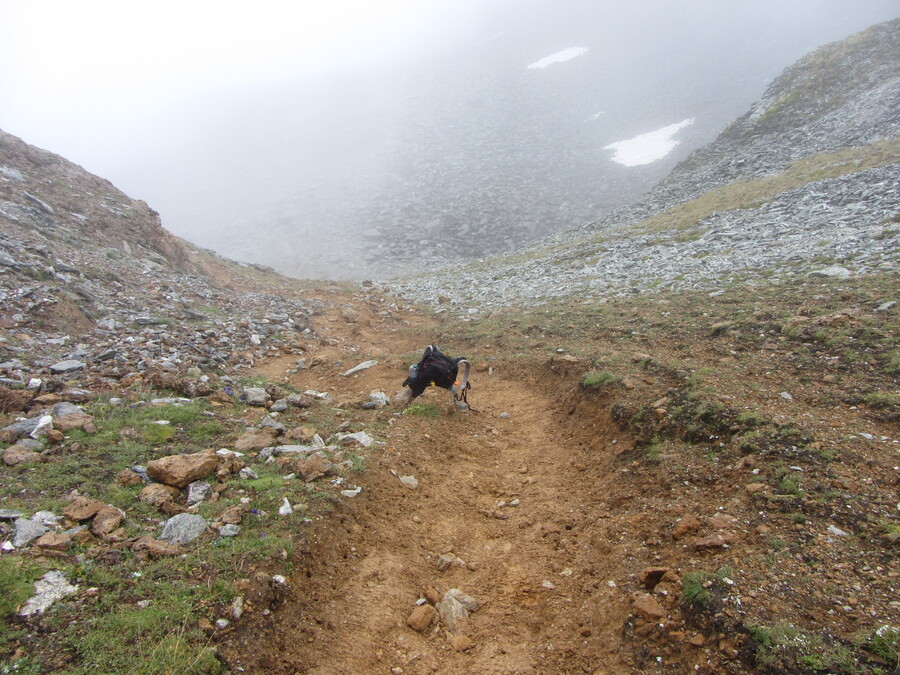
[
  {"xmin": 31, "ymin": 511, "xmax": 61, "ymax": 525},
  {"xmin": 16, "ymin": 438, "xmax": 44, "ymax": 451},
  {"xmin": 341, "ymin": 360, "xmax": 378, "ymax": 377},
  {"xmin": 186, "ymin": 481, "xmax": 212, "ymax": 505},
  {"xmin": 218, "ymin": 524, "xmax": 240, "ymax": 537},
  {"xmin": 13, "ymin": 517, "xmax": 48, "ymax": 547},
  {"xmin": 368, "ymin": 392, "xmax": 390, "ymax": 408},
  {"xmin": 337, "ymin": 431, "xmax": 375, "ymax": 448},
  {"xmin": 160, "ymin": 513, "xmax": 208, "ymax": 545},
  {"xmin": 95, "ymin": 317, "xmax": 124, "ymax": 331},
  {"xmin": 23, "ymin": 191, "xmax": 55, "ymax": 215},
  {"xmin": 49, "ymin": 360, "xmax": 86, "ymax": 375},
  {"xmin": 875, "ymin": 300, "xmax": 896, "ymax": 312},
  {"xmin": 437, "ymin": 592, "xmax": 469, "ymax": 634},
  {"xmin": 808, "ymin": 266, "xmax": 852, "ymax": 279},
  {"xmin": 259, "ymin": 416, "xmax": 285, "ymax": 433},
  {"xmin": 241, "ymin": 387, "xmax": 269, "ymax": 406},
  {"xmin": 0, "ymin": 165, "xmax": 24, "ymax": 181},
  {"xmin": 399, "ymin": 475, "xmax": 419, "ymax": 489},
  {"xmin": 269, "ymin": 444, "xmax": 314, "ymax": 457},
  {"xmin": 18, "ymin": 571, "xmax": 78, "ymax": 617},
  {"xmin": 238, "ymin": 467, "xmax": 259, "ymax": 480},
  {"xmin": 269, "ymin": 398, "xmax": 288, "ymax": 413},
  {"xmin": 2, "ymin": 416, "xmax": 43, "ymax": 439},
  {"xmin": 51, "ymin": 402, "xmax": 84, "ymax": 418},
  {"xmin": 0, "ymin": 509, "xmax": 23, "ymax": 520}
]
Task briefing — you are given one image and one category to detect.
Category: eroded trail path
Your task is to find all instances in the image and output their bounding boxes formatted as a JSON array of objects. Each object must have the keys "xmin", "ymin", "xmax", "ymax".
[{"xmin": 224, "ymin": 363, "xmax": 634, "ymax": 674}]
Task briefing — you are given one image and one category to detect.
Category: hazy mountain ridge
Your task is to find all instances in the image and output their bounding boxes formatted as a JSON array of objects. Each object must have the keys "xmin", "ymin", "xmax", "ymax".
[
  {"xmin": 113, "ymin": 4, "xmax": 887, "ymax": 281},
  {"xmin": 388, "ymin": 19, "xmax": 899, "ymax": 311}
]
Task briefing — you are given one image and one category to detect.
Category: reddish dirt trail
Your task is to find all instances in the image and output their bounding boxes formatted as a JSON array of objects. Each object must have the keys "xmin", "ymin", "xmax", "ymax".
[{"xmin": 222, "ymin": 363, "xmax": 638, "ymax": 674}]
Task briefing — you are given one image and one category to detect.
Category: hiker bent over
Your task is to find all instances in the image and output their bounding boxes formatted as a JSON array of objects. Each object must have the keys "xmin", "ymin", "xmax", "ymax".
[{"xmin": 399, "ymin": 345, "xmax": 471, "ymax": 410}]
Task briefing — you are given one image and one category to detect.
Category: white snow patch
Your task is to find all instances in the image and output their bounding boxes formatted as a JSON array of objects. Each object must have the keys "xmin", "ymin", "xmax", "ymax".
[
  {"xmin": 527, "ymin": 46, "xmax": 589, "ymax": 69},
  {"xmin": 603, "ymin": 118, "xmax": 695, "ymax": 167}
]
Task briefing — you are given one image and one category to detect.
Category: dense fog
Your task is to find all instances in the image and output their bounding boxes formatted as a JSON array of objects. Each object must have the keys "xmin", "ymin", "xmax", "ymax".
[{"xmin": 1, "ymin": 0, "xmax": 897, "ymax": 278}]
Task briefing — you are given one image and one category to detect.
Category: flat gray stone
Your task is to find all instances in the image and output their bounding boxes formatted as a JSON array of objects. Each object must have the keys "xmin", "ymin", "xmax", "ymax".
[
  {"xmin": 218, "ymin": 524, "xmax": 240, "ymax": 537},
  {"xmin": 341, "ymin": 360, "xmax": 378, "ymax": 377},
  {"xmin": 51, "ymin": 402, "xmax": 84, "ymax": 418},
  {"xmin": 19, "ymin": 571, "xmax": 78, "ymax": 617},
  {"xmin": 49, "ymin": 360, "xmax": 86, "ymax": 375},
  {"xmin": 186, "ymin": 481, "xmax": 212, "ymax": 506},
  {"xmin": 160, "ymin": 513, "xmax": 208, "ymax": 545},
  {"xmin": 808, "ymin": 266, "xmax": 852, "ymax": 279},
  {"xmin": 13, "ymin": 517, "xmax": 49, "ymax": 547},
  {"xmin": 241, "ymin": 387, "xmax": 268, "ymax": 406}
]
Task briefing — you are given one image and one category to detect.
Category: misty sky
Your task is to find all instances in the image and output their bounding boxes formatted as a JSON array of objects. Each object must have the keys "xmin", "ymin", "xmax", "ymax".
[
  {"xmin": 2, "ymin": 0, "xmax": 896, "ymax": 179},
  {"xmin": 1, "ymin": 0, "xmax": 897, "ymax": 278}
]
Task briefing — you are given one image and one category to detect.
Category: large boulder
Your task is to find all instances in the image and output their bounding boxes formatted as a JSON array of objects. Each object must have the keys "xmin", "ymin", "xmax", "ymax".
[{"xmin": 147, "ymin": 450, "xmax": 219, "ymax": 488}]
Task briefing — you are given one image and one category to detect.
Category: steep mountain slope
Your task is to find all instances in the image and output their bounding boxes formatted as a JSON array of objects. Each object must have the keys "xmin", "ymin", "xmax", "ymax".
[
  {"xmin": 0, "ymin": 128, "xmax": 325, "ymax": 385},
  {"xmin": 389, "ymin": 19, "xmax": 899, "ymax": 311}
]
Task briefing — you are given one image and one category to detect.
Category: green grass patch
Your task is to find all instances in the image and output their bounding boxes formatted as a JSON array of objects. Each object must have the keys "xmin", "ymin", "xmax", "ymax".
[
  {"xmin": 403, "ymin": 402, "xmax": 442, "ymax": 419},
  {"xmin": 579, "ymin": 370, "xmax": 621, "ymax": 389},
  {"xmin": 748, "ymin": 622, "xmax": 860, "ymax": 673}
]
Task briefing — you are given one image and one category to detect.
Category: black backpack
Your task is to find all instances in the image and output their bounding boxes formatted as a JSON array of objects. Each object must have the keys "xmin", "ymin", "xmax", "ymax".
[{"xmin": 403, "ymin": 345, "xmax": 469, "ymax": 400}]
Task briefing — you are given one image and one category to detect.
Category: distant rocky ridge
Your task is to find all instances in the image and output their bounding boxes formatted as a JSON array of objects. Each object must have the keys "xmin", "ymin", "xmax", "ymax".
[{"xmin": 387, "ymin": 19, "xmax": 900, "ymax": 313}]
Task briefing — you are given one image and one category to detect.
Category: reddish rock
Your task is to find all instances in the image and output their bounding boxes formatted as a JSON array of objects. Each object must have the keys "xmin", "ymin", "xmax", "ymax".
[
  {"xmin": 161, "ymin": 500, "xmax": 187, "ymax": 516},
  {"xmin": 91, "ymin": 506, "xmax": 124, "ymax": 537},
  {"xmin": 53, "ymin": 413, "xmax": 94, "ymax": 432},
  {"xmin": 2, "ymin": 444, "xmax": 41, "ymax": 466},
  {"xmin": 407, "ymin": 604, "xmax": 437, "ymax": 632},
  {"xmin": 217, "ymin": 453, "xmax": 245, "ymax": 475},
  {"xmin": 0, "ymin": 386, "xmax": 33, "ymax": 413},
  {"xmin": 296, "ymin": 454, "xmax": 331, "ymax": 482},
  {"xmin": 425, "ymin": 588, "xmax": 442, "ymax": 605},
  {"xmin": 693, "ymin": 534, "xmax": 730, "ymax": 550},
  {"xmin": 115, "ymin": 469, "xmax": 143, "ymax": 487},
  {"xmin": 32, "ymin": 393, "xmax": 62, "ymax": 405},
  {"xmin": 745, "ymin": 483, "xmax": 767, "ymax": 494},
  {"xmin": 689, "ymin": 634, "xmax": 706, "ymax": 647},
  {"xmin": 233, "ymin": 428, "xmax": 278, "ymax": 453},
  {"xmin": 672, "ymin": 514, "xmax": 703, "ymax": 539},
  {"xmin": 147, "ymin": 450, "xmax": 219, "ymax": 488},
  {"xmin": 633, "ymin": 593, "xmax": 667, "ymax": 621},
  {"xmin": 285, "ymin": 426, "xmax": 317, "ymax": 442},
  {"xmin": 45, "ymin": 429, "xmax": 65, "ymax": 444},
  {"xmin": 220, "ymin": 506, "xmax": 245, "ymax": 525},
  {"xmin": 139, "ymin": 483, "xmax": 180, "ymax": 507},
  {"xmin": 709, "ymin": 514, "xmax": 739, "ymax": 529},
  {"xmin": 132, "ymin": 536, "xmax": 184, "ymax": 559},
  {"xmin": 451, "ymin": 634, "xmax": 474, "ymax": 651},
  {"xmin": 643, "ymin": 567, "xmax": 674, "ymax": 590},
  {"xmin": 34, "ymin": 532, "xmax": 73, "ymax": 551},
  {"xmin": 63, "ymin": 496, "xmax": 107, "ymax": 521}
]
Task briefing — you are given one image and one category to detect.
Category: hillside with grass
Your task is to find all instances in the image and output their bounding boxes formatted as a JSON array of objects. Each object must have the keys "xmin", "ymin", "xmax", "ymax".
[{"xmin": 0, "ymin": 17, "xmax": 898, "ymax": 675}]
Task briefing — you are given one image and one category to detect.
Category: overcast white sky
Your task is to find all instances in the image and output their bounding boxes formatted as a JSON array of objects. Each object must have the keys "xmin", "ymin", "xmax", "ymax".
[{"xmin": 0, "ymin": 0, "xmax": 492, "ymax": 162}]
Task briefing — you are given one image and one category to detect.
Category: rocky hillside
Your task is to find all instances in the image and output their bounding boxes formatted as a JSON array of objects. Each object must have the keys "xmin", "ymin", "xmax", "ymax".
[
  {"xmin": 388, "ymin": 19, "xmax": 899, "ymax": 311},
  {"xmin": 0, "ymin": 128, "xmax": 324, "ymax": 376}
]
